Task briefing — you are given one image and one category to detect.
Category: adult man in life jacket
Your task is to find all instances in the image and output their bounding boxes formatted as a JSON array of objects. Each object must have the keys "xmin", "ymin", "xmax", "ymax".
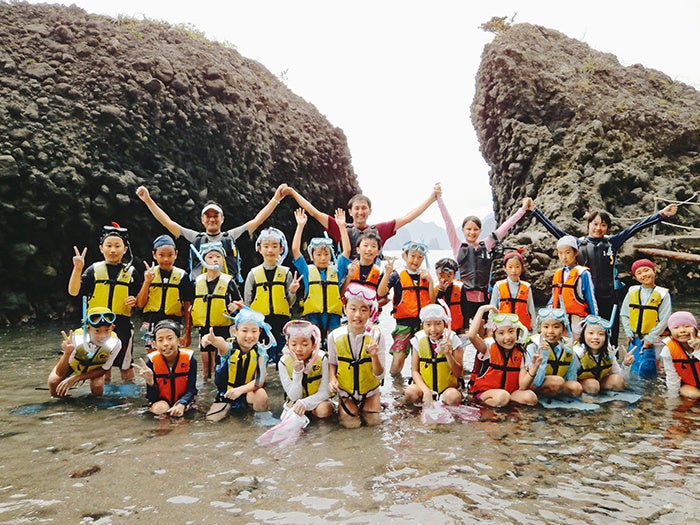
[{"xmin": 136, "ymin": 184, "xmax": 288, "ymax": 281}]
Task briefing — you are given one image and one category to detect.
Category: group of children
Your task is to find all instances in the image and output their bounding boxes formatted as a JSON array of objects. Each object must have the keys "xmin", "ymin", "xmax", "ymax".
[{"xmin": 48, "ymin": 183, "xmax": 700, "ymax": 427}]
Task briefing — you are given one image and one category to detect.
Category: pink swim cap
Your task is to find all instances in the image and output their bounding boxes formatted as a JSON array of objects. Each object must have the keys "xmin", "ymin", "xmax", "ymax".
[{"xmin": 667, "ymin": 311, "xmax": 698, "ymax": 330}]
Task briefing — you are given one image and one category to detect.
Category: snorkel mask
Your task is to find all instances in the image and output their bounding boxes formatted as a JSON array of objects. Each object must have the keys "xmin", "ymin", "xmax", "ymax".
[
  {"xmin": 487, "ymin": 312, "xmax": 529, "ymax": 344},
  {"xmin": 307, "ymin": 236, "xmax": 335, "ymax": 261},
  {"xmin": 256, "ymin": 227, "xmax": 288, "ymax": 265},
  {"xmin": 344, "ymin": 283, "xmax": 379, "ymax": 326},
  {"xmin": 402, "ymin": 240, "xmax": 429, "ymax": 268},
  {"xmin": 536, "ymin": 307, "xmax": 571, "ymax": 343},
  {"xmin": 282, "ymin": 320, "xmax": 322, "ymax": 372},
  {"xmin": 100, "ymin": 222, "xmax": 133, "ymax": 268}
]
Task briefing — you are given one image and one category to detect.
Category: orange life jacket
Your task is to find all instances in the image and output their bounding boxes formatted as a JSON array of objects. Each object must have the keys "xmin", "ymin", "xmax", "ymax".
[
  {"xmin": 436, "ymin": 281, "xmax": 465, "ymax": 332},
  {"xmin": 551, "ymin": 266, "xmax": 589, "ymax": 317},
  {"xmin": 666, "ymin": 337, "xmax": 700, "ymax": 388},
  {"xmin": 470, "ymin": 341, "xmax": 523, "ymax": 394},
  {"xmin": 496, "ymin": 279, "xmax": 532, "ymax": 330},
  {"xmin": 149, "ymin": 349, "xmax": 193, "ymax": 405},
  {"xmin": 346, "ymin": 263, "xmax": 381, "ymax": 291},
  {"xmin": 392, "ymin": 270, "xmax": 431, "ymax": 320}
]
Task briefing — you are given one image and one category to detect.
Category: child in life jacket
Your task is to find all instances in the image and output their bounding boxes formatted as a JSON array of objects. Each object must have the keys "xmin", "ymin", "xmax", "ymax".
[
  {"xmin": 47, "ymin": 307, "xmax": 122, "ymax": 397},
  {"xmin": 136, "ymin": 234, "xmax": 194, "ymax": 351},
  {"xmin": 378, "ymin": 241, "xmax": 436, "ymax": 377},
  {"xmin": 342, "ymin": 230, "xmax": 384, "ymax": 297},
  {"xmin": 490, "ymin": 251, "xmax": 536, "ymax": 332},
  {"xmin": 291, "ymin": 208, "xmax": 351, "ymax": 344},
  {"xmin": 244, "ymin": 227, "xmax": 301, "ymax": 364},
  {"xmin": 574, "ymin": 314, "xmax": 634, "ymax": 394},
  {"xmin": 659, "ymin": 311, "xmax": 700, "ymax": 399},
  {"xmin": 404, "ymin": 303, "xmax": 464, "ymax": 407},
  {"xmin": 191, "ymin": 241, "xmax": 242, "ymax": 380},
  {"xmin": 68, "ymin": 224, "xmax": 143, "ymax": 382},
  {"xmin": 327, "ymin": 283, "xmax": 386, "ymax": 429},
  {"xmin": 549, "ymin": 235, "xmax": 598, "ymax": 340},
  {"xmin": 203, "ymin": 307, "xmax": 275, "ymax": 422},
  {"xmin": 133, "ymin": 319, "xmax": 197, "ymax": 417},
  {"xmin": 468, "ymin": 304, "xmax": 540, "ymax": 407},
  {"xmin": 526, "ymin": 307, "xmax": 583, "ymax": 398},
  {"xmin": 434, "ymin": 258, "xmax": 469, "ymax": 336},
  {"xmin": 620, "ymin": 258, "xmax": 672, "ymax": 379},
  {"xmin": 278, "ymin": 319, "xmax": 334, "ymax": 419}
]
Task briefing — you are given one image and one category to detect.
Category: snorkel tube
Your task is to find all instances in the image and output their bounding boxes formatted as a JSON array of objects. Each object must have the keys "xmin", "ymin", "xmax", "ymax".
[{"xmin": 190, "ymin": 244, "xmax": 220, "ymax": 271}]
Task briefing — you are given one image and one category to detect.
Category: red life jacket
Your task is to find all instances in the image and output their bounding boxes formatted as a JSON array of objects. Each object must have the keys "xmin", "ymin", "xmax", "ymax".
[
  {"xmin": 149, "ymin": 349, "xmax": 193, "ymax": 405},
  {"xmin": 496, "ymin": 279, "xmax": 532, "ymax": 330},
  {"xmin": 666, "ymin": 338, "xmax": 700, "ymax": 388},
  {"xmin": 470, "ymin": 341, "xmax": 523, "ymax": 394},
  {"xmin": 393, "ymin": 270, "xmax": 431, "ymax": 320},
  {"xmin": 551, "ymin": 266, "xmax": 589, "ymax": 317}
]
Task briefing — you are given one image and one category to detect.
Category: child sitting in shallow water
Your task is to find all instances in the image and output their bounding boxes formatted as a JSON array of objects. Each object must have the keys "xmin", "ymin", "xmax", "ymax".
[
  {"xmin": 659, "ymin": 311, "xmax": 700, "ymax": 400},
  {"xmin": 278, "ymin": 319, "xmax": 333, "ymax": 419},
  {"xmin": 574, "ymin": 314, "xmax": 634, "ymax": 394}
]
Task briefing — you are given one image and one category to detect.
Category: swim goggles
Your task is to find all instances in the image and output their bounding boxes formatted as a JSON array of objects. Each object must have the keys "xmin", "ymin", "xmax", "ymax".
[
  {"xmin": 224, "ymin": 306, "xmax": 276, "ymax": 352},
  {"xmin": 581, "ymin": 314, "xmax": 614, "ymax": 331},
  {"xmin": 100, "ymin": 222, "xmax": 128, "ymax": 242},
  {"xmin": 282, "ymin": 320, "xmax": 321, "ymax": 353},
  {"xmin": 86, "ymin": 311, "xmax": 117, "ymax": 326},
  {"xmin": 537, "ymin": 307, "xmax": 567, "ymax": 324},
  {"xmin": 199, "ymin": 241, "xmax": 225, "ymax": 257},
  {"xmin": 307, "ymin": 237, "xmax": 335, "ymax": 259},
  {"xmin": 402, "ymin": 241, "xmax": 429, "ymax": 255},
  {"xmin": 344, "ymin": 282, "xmax": 377, "ymax": 304},
  {"xmin": 256, "ymin": 227, "xmax": 289, "ymax": 264}
]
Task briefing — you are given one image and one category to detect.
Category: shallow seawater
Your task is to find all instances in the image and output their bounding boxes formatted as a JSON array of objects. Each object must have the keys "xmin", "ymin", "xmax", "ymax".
[{"xmin": 1, "ymin": 307, "xmax": 700, "ymax": 524}]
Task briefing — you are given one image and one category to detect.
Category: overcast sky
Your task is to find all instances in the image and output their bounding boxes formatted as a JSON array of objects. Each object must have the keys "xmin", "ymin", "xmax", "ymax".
[{"xmin": 26, "ymin": 1, "xmax": 700, "ymax": 226}]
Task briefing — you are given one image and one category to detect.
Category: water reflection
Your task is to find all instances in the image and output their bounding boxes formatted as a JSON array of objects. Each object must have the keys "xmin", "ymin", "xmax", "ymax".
[{"xmin": 1, "ymin": 319, "xmax": 699, "ymax": 524}]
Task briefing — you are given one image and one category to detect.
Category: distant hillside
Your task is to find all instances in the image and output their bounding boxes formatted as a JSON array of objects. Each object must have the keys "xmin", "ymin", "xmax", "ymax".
[{"xmin": 383, "ymin": 213, "xmax": 496, "ymax": 251}]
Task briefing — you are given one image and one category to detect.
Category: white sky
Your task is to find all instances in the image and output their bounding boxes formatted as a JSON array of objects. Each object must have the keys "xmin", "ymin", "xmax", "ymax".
[{"xmin": 27, "ymin": 1, "xmax": 700, "ymax": 225}]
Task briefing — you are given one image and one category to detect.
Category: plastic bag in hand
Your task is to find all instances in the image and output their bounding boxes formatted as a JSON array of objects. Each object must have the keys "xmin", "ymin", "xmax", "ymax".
[{"xmin": 256, "ymin": 409, "xmax": 310, "ymax": 447}]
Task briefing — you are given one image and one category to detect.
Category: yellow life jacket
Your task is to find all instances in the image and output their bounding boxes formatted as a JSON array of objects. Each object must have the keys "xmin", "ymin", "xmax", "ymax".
[
  {"xmin": 143, "ymin": 266, "xmax": 186, "ymax": 317},
  {"xmin": 540, "ymin": 339, "xmax": 574, "ymax": 377},
  {"xmin": 192, "ymin": 273, "xmax": 233, "ymax": 327},
  {"xmin": 416, "ymin": 331, "xmax": 459, "ymax": 394},
  {"xmin": 302, "ymin": 266, "xmax": 342, "ymax": 316},
  {"xmin": 68, "ymin": 328, "xmax": 120, "ymax": 375},
  {"xmin": 88, "ymin": 261, "xmax": 134, "ymax": 316},
  {"xmin": 332, "ymin": 325, "xmax": 381, "ymax": 396},
  {"xmin": 627, "ymin": 285, "xmax": 669, "ymax": 336},
  {"xmin": 227, "ymin": 343, "xmax": 262, "ymax": 390},
  {"xmin": 577, "ymin": 346, "xmax": 614, "ymax": 380},
  {"xmin": 282, "ymin": 353, "xmax": 325, "ymax": 398},
  {"xmin": 250, "ymin": 265, "xmax": 291, "ymax": 316}
]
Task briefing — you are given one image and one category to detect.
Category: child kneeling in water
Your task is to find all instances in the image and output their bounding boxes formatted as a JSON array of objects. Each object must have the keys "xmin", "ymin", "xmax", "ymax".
[
  {"xmin": 526, "ymin": 308, "xmax": 583, "ymax": 398},
  {"xmin": 659, "ymin": 311, "xmax": 700, "ymax": 399},
  {"xmin": 134, "ymin": 320, "xmax": 197, "ymax": 417},
  {"xmin": 575, "ymin": 314, "xmax": 634, "ymax": 394},
  {"xmin": 48, "ymin": 307, "xmax": 122, "ymax": 397},
  {"xmin": 327, "ymin": 283, "xmax": 386, "ymax": 428},
  {"xmin": 404, "ymin": 303, "xmax": 464, "ymax": 407},
  {"xmin": 468, "ymin": 304, "xmax": 541, "ymax": 407},
  {"xmin": 278, "ymin": 320, "xmax": 334, "ymax": 419},
  {"xmin": 204, "ymin": 307, "xmax": 273, "ymax": 422}
]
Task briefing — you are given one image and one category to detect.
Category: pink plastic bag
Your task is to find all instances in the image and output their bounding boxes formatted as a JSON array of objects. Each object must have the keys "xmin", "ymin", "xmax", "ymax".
[
  {"xmin": 445, "ymin": 404, "xmax": 481, "ymax": 422},
  {"xmin": 256, "ymin": 410, "xmax": 310, "ymax": 447},
  {"xmin": 420, "ymin": 401, "xmax": 455, "ymax": 425}
]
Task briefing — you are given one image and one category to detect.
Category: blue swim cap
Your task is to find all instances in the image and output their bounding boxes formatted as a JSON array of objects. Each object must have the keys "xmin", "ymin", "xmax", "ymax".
[{"xmin": 152, "ymin": 234, "xmax": 176, "ymax": 250}]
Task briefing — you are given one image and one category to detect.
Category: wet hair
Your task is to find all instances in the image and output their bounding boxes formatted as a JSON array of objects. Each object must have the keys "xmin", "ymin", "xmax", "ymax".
[
  {"xmin": 355, "ymin": 230, "xmax": 382, "ymax": 249},
  {"xmin": 586, "ymin": 211, "xmax": 612, "ymax": 228},
  {"xmin": 461, "ymin": 215, "xmax": 482, "ymax": 229},
  {"xmin": 348, "ymin": 194, "xmax": 372, "ymax": 209},
  {"xmin": 434, "ymin": 257, "xmax": 458, "ymax": 272}
]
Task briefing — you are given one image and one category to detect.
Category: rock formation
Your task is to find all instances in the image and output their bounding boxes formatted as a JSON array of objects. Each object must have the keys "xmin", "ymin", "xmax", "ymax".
[
  {"xmin": 0, "ymin": 3, "xmax": 359, "ymax": 324},
  {"xmin": 472, "ymin": 23, "xmax": 700, "ymax": 302}
]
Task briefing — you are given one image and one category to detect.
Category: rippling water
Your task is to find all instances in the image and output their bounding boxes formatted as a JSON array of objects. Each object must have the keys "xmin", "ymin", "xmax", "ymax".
[{"xmin": 2, "ymin": 301, "xmax": 699, "ymax": 524}]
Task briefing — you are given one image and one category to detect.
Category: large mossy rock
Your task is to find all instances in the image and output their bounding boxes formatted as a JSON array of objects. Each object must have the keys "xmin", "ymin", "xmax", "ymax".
[
  {"xmin": 0, "ymin": 3, "xmax": 359, "ymax": 324},
  {"xmin": 471, "ymin": 23, "xmax": 700, "ymax": 302}
]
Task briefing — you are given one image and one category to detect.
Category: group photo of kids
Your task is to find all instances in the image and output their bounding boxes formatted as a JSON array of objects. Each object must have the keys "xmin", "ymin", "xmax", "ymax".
[{"xmin": 49, "ymin": 181, "xmax": 700, "ymax": 431}]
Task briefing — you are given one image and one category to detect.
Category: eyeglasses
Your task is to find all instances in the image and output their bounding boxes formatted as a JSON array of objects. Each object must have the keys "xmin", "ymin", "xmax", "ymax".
[
  {"xmin": 537, "ymin": 308, "xmax": 567, "ymax": 323},
  {"xmin": 403, "ymin": 241, "xmax": 428, "ymax": 255},
  {"xmin": 582, "ymin": 315, "xmax": 613, "ymax": 330},
  {"xmin": 87, "ymin": 311, "xmax": 116, "ymax": 326}
]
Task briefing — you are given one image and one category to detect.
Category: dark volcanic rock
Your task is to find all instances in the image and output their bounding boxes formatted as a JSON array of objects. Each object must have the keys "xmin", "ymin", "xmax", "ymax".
[
  {"xmin": 472, "ymin": 23, "xmax": 700, "ymax": 302},
  {"xmin": 0, "ymin": 3, "xmax": 359, "ymax": 324}
]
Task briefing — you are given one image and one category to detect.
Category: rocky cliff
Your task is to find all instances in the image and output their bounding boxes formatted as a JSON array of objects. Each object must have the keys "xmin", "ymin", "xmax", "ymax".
[
  {"xmin": 0, "ymin": 2, "xmax": 359, "ymax": 324},
  {"xmin": 472, "ymin": 23, "xmax": 700, "ymax": 302}
]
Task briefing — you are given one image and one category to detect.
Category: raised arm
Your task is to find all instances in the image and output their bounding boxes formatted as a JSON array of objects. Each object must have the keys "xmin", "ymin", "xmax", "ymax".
[
  {"xmin": 468, "ymin": 304, "xmax": 497, "ymax": 354},
  {"xmin": 136, "ymin": 186, "xmax": 183, "ymax": 238},
  {"xmin": 245, "ymin": 184, "xmax": 289, "ymax": 234},
  {"xmin": 436, "ymin": 196, "xmax": 462, "ymax": 258},
  {"xmin": 334, "ymin": 208, "xmax": 351, "ymax": 258},
  {"xmin": 609, "ymin": 203, "xmax": 678, "ymax": 252},
  {"xmin": 284, "ymin": 187, "xmax": 330, "ymax": 229},
  {"xmin": 531, "ymin": 204, "xmax": 569, "ymax": 240},
  {"xmin": 484, "ymin": 197, "xmax": 533, "ymax": 251},
  {"xmin": 394, "ymin": 183, "xmax": 441, "ymax": 230},
  {"xmin": 68, "ymin": 246, "xmax": 86, "ymax": 296},
  {"xmin": 291, "ymin": 208, "xmax": 307, "ymax": 260}
]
